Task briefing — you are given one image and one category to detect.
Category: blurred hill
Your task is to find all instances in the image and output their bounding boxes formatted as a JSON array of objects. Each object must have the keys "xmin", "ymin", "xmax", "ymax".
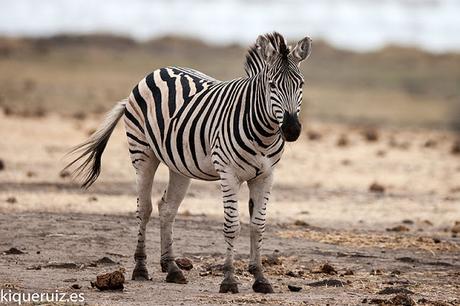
[{"xmin": 0, "ymin": 34, "xmax": 459, "ymax": 129}]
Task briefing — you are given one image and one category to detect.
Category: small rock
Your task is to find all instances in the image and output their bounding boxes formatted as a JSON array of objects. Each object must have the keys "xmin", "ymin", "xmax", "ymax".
[
  {"xmin": 285, "ymin": 270, "xmax": 300, "ymax": 278},
  {"xmin": 433, "ymin": 237, "xmax": 441, "ymax": 243},
  {"xmin": 26, "ymin": 265, "xmax": 41, "ymax": 270},
  {"xmin": 386, "ymin": 225, "xmax": 410, "ymax": 232},
  {"xmin": 451, "ymin": 222, "xmax": 460, "ymax": 234},
  {"xmin": 423, "ymin": 139, "xmax": 437, "ymax": 148},
  {"xmin": 388, "ymin": 138, "xmax": 410, "ymax": 150},
  {"xmin": 199, "ymin": 271, "xmax": 211, "ymax": 277},
  {"xmin": 287, "ymin": 284, "xmax": 302, "ymax": 292},
  {"xmin": 307, "ymin": 130, "xmax": 321, "ymax": 141},
  {"xmin": 369, "ymin": 182, "xmax": 385, "ymax": 194},
  {"xmin": 72, "ymin": 112, "xmax": 87, "ymax": 120},
  {"xmin": 376, "ymin": 150, "xmax": 386, "ymax": 157},
  {"xmin": 402, "ymin": 219, "xmax": 414, "ymax": 225},
  {"xmin": 91, "ymin": 269, "xmax": 125, "ymax": 291},
  {"xmin": 294, "ymin": 220, "xmax": 309, "ymax": 227},
  {"xmin": 3, "ymin": 247, "xmax": 24, "ymax": 255},
  {"xmin": 390, "ymin": 270, "xmax": 401, "ymax": 277},
  {"xmin": 63, "ymin": 278, "xmax": 78, "ymax": 283},
  {"xmin": 364, "ymin": 294, "xmax": 415, "ymax": 305},
  {"xmin": 451, "ymin": 140, "xmax": 460, "ymax": 155},
  {"xmin": 26, "ymin": 171, "xmax": 36, "ymax": 177},
  {"xmin": 203, "ymin": 263, "xmax": 224, "ymax": 273},
  {"xmin": 45, "ymin": 261, "xmax": 78, "ymax": 269},
  {"xmin": 59, "ymin": 170, "xmax": 71, "ymax": 178},
  {"xmin": 378, "ymin": 287, "xmax": 414, "ymax": 295},
  {"xmin": 3, "ymin": 106, "xmax": 12, "ymax": 116},
  {"xmin": 94, "ymin": 256, "xmax": 117, "ymax": 265},
  {"xmin": 307, "ymin": 279, "xmax": 344, "ymax": 287},
  {"xmin": 391, "ymin": 294, "xmax": 415, "ymax": 306},
  {"xmin": 180, "ymin": 210, "xmax": 192, "ymax": 216},
  {"xmin": 0, "ymin": 159, "xmax": 4, "ymax": 171},
  {"xmin": 337, "ymin": 135, "xmax": 349, "ymax": 147},
  {"xmin": 422, "ymin": 220, "xmax": 433, "ymax": 226},
  {"xmin": 363, "ymin": 129, "xmax": 379, "ymax": 142},
  {"xmin": 88, "ymin": 196, "xmax": 98, "ymax": 202},
  {"xmin": 370, "ymin": 269, "xmax": 383, "ymax": 275},
  {"xmin": 343, "ymin": 269, "xmax": 354, "ymax": 276},
  {"xmin": 313, "ymin": 263, "xmax": 337, "ymax": 275},
  {"xmin": 417, "ymin": 298, "xmax": 429, "ymax": 304},
  {"xmin": 6, "ymin": 197, "xmax": 17, "ymax": 204},
  {"xmin": 364, "ymin": 297, "xmax": 387, "ymax": 304},
  {"xmin": 262, "ymin": 254, "xmax": 282, "ymax": 266},
  {"xmin": 417, "ymin": 298, "xmax": 450, "ymax": 306},
  {"xmin": 450, "ymin": 186, "xmax": 460, "ymax": 194},
  {"xmin": 396, "ymin": 257, "xmax": 418, "ymax": 264},
  {"xmin": 175, "ymin": 257, "xmax": 193, "ymax": 270},
  {"xmin": 71, "ymin": 284, "xmax": 81, "ymax": 290}
]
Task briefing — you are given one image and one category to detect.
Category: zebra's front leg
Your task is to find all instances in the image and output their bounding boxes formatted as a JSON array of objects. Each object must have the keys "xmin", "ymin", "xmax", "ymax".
[
  {"xmin": 158, "ymin": 170, "xmax": 191, "ymax": 284},
  {"xmin": 219, "ymin": 175, "xmax": 242, "ymax": 294},
  {"xmin": 247, "ymin": 173, "xmax": 274, "ymax": 293}
]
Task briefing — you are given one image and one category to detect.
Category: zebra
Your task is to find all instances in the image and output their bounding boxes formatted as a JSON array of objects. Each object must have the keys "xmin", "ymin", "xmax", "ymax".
[{"xmin": 64, "ymin": 32, "xmax": 311, "ymax": 294}]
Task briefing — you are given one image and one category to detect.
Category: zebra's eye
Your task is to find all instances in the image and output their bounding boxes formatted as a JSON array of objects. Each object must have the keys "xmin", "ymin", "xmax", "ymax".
[{"xmin": 269, "ymin": 81, "xmax": 276, "ymax": 89}]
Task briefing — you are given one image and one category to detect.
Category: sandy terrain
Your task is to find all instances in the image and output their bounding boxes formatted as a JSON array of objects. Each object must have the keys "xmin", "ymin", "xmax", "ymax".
[{"xmin": 0, "ymin": 112, "xmax": 459, "ymax": 305}]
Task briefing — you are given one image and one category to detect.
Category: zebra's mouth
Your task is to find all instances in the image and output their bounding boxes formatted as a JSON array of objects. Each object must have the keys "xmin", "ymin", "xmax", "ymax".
[{"xmin": 280, "ymin": 112, "xmax": 302, "ymax": 142}]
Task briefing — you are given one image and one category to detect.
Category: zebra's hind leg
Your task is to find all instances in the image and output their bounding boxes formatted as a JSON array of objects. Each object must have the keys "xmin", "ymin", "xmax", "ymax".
[
  {"xmin": 219, "ymin": 174, "xmax": 242, "ymax": 294},
  {"xmin": 130, "ymin": 148, "xmax": 160, "ymax": 281},
  {"xmin": 247, "ymin": 174, "xmax": 274, "ymax": 293},
  {"xmin": 158, "ymin": 170, "xmax": 191, "ymax": 284}
]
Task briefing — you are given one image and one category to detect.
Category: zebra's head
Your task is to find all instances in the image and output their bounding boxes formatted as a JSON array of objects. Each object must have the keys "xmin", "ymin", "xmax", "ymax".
[{"xmin": 255, "ymin": 32, "xmax": 311, "ymax": 142}]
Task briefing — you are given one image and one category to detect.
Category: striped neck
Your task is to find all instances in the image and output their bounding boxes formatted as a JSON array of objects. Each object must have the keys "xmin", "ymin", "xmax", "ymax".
[{"xmin": 244, "ymin": 73, "xmax": 282, "ymax": 150}]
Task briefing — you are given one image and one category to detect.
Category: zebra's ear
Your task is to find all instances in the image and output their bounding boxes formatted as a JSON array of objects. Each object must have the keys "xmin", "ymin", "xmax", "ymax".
[
  {"xmin": 256, "ymin": 35, "xmax": 278, "ymax": 64},
  {"xmin": 290, "ymin": 36, "xmax": 312, "ymax": 63}
]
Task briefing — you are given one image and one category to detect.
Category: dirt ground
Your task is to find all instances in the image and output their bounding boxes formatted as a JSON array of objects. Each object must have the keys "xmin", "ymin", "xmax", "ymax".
[{"xmin": 0, "ymin": 112, "xmax": 460, "ymax": 305}]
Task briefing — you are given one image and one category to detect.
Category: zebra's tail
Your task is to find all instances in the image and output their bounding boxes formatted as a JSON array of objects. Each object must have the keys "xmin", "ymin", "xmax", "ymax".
[{"xmin": 62, "ymin": 99, "xmax": 127, "ymax": 189}]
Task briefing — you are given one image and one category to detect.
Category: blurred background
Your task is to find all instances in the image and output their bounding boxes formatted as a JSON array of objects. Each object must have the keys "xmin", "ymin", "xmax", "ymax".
[{"xmin": 0, "ymin": 0, "xmax": 459, "ymax": 129}]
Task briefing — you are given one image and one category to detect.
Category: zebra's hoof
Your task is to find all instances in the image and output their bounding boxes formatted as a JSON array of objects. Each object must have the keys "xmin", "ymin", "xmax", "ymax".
[
  {"xmin": 252, "ymin": 279, "xmax": 274, "ymax": 293},
  {"xmin": 131, "ymin": 267, "xmax": 150, "ymax": 281},
  {"xmin": 166, "ymin": 269, "xmax": 187, "ymax": 284},
  {"xmin": 219, "ymin": 282, "xmax": 239, "ymax": 294}
]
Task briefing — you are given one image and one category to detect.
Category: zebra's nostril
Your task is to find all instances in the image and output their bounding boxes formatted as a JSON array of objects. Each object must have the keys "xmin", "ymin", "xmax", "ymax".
[{"xmin": 281, "ymin": 112, "xmax": 301, "ymax": 142}]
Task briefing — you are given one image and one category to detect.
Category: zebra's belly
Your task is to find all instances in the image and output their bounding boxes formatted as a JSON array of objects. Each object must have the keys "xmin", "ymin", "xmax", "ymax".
[{"xmin": 159, "ymin": 145, "xmax": 220, "ymax": 181}]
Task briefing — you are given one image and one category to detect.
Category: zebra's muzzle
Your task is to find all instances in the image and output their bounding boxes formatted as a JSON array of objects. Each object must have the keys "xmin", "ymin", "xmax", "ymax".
[{"xmin": 281, "ymin": 112, "xmax": 302, "ymax": 142}]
